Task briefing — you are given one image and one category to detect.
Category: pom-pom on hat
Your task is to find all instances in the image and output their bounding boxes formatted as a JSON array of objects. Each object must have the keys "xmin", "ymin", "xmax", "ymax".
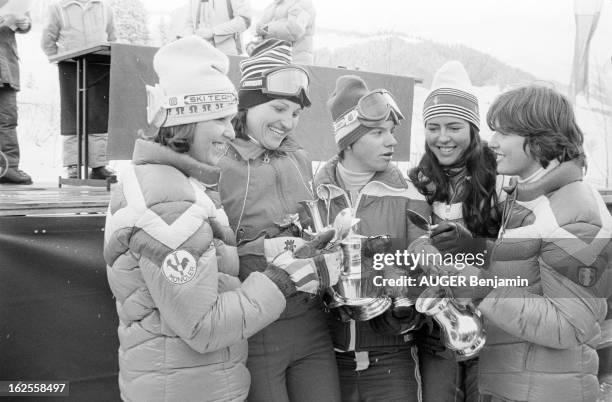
[
  {"xmin": 146, "ymin": 35, "xmax": 237, "ymax": 128},
  {"xmin": 239, "ymin": 38, "xmax": 311, "ymax": 109},
  {"xmin": 423, "ymin": 61, "xmax": 480, "ymax": 130},
  {"xmin": 327, "ymin": 75, "xmax": 373, "ymax": 150}
]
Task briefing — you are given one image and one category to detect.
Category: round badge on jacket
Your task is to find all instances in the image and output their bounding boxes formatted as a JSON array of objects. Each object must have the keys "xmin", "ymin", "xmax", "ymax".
[{"xmin": 162, "ymin": 250, "xmax": 198, "ymax": 284}]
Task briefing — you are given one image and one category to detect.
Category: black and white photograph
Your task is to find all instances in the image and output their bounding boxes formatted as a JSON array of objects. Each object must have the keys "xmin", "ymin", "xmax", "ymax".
[{"xmin": 1, "ymin": 0, "xmax": 611, "ymax": 401}]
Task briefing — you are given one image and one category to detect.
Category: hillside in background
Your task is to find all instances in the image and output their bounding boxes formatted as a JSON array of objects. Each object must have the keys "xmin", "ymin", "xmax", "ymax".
[{"xmin": 314, "ymin": 29, "xmax": 538, "ymax": 88}]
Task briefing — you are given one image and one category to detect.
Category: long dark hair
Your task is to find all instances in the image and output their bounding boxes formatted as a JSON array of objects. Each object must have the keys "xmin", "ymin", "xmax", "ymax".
[
  {"xmin": 232, "ymin": 109, "xmax": 250, "ymax": 141},
  {"xmin": 408, "ymin": 124, "xmax": 500, "ymax": 237}
]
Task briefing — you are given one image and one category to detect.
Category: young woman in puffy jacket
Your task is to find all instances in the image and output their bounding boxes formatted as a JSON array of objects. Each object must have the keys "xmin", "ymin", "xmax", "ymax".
[
  {"xmin": 104, "ymin": 36, "xmax": 340, "ymax": 402},
  {"xmin": 218, "ymin": 39, "xmax": 343, "ymax": 402},
  {"xmin": 410, "ymin": 62, "xmax": 585, "ymax": 402},
  {"xmin": 438, "ymin": 85, "xmax": 612, "ymax": 402}
]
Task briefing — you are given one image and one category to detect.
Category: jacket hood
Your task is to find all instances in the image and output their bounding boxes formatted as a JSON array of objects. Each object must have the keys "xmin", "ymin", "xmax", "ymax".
[{"xmin": 132, "ymin": 139, "xmax": 220, "ymax": 187}]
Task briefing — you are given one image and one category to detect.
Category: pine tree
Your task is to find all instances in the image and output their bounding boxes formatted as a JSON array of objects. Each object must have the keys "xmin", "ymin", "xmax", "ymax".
[
  {"xmin": 157, "ymin": 16, "xmax": 171, "ymax": 46},
  {"xmin": 110, "ymin": 0, "xmax": 149, "ymax": 45}
]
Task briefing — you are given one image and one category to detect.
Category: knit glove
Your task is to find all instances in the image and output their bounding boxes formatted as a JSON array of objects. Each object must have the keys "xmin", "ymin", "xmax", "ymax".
[
  {"xmin": 430, "ymin": 221, "xmax": 487, "ymax": 262},
  {"xmin": 362, "ymin": 235, "xmax": 392, "ymax": 258},
  {"xmin": 271, "ymin": 230, "xmax": 343, "ymax": 294},
  {"xmin": 264, "ymin": 237, "xmax": 306, "ymax": 261}
]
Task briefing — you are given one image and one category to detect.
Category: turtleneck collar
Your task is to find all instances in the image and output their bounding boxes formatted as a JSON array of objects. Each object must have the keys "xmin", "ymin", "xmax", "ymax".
[
  {"xmin": 131, "ymin": 139, "xmax": 220, "ymax": 187},
  {"xmin": 518, "ymin": 160, "xmax": 559, "ymax": 184},
  {"xmin": 315, "ymin": 155, "xmax": 408, "ymax": 190},
  {"xmin": 336, "ymin": 161, "xmax": 375, "ymax": 192}
]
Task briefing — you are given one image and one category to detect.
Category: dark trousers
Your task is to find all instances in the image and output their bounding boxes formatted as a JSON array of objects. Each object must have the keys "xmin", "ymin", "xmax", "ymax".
[
  {"xmin": 0, "ymin": 85, "xmax": 19, "ymax": 167},
  {"xmin": 247, "ymin": 301, "xmax": 341, "ymax": 402},
  {"xmin": 336, "ymin": 347, "xmax": 421, "ymax": 402},
  {"xmin": 419, "ymin": 350, "xmax": 479, "ymax": 402}
]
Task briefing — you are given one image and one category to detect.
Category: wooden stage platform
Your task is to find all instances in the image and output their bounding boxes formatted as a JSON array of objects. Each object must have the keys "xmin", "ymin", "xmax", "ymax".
[
  {"xmin": 0, "ymin": 183, "xmax": 111, "ymax": 216},
  {"xmin": 0, "ymin": 185, "xmax": 610, "ymax": 217}
]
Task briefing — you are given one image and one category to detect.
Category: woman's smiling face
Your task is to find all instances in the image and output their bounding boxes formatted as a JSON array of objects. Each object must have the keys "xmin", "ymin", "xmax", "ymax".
[
  {"xmin": 187, "ymin": 116, "xmax": 235, "ymax": 166},
  {"xmin": 246, "ymin": 99, "xmax": 303, "ymax": 150},
  {"xmin": 425, "ymin": 116, "xmax": 471, "ymax": 166},
  {"xmin": 489, "ymin": 128, "xmax": 542, "ymax": 179}
]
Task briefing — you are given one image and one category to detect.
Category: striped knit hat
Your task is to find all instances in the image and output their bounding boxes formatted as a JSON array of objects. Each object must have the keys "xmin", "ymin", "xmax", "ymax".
[
  {"xmin": 239, "ymin": 38, "xmax": 311, "ymax": 109},
  {"xmin": 423, "ymin": 61, "xmax": 479, "ymax": 130}
]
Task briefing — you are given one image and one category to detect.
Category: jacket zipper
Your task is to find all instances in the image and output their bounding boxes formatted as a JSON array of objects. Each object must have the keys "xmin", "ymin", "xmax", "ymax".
[{"xmin": 271, "ymin": 157, "xmax": 290, "ymax": 214}]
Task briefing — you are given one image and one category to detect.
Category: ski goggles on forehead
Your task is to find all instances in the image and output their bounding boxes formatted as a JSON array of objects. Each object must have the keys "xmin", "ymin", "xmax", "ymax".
[
  {"xmin": 357, "ymin": 89, "xmax": 404, "ymax": 121},
  {"xmin": 333, "ymin": 89, "xmax": 404, "ymax": 132},
  {"xmin": 261, "ymin": 66, "xmax": 310, "ymax": 98}
]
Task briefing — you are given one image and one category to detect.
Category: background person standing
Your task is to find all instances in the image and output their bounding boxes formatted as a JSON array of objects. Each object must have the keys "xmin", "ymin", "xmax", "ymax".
[
  {"xmin": 181, "ymin": 0, "xmax": 252, "ymax": 56},
  {"xmin": 254, "ymin": 0, "xmax": 315, "ymax": 64},
  {"xmin": 0, "ymin": 11, "xmax": 32, "ymax": 185},
  {"xmin": 41, "ymin": 0, "xmax": 116, "ymax": 180}
]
